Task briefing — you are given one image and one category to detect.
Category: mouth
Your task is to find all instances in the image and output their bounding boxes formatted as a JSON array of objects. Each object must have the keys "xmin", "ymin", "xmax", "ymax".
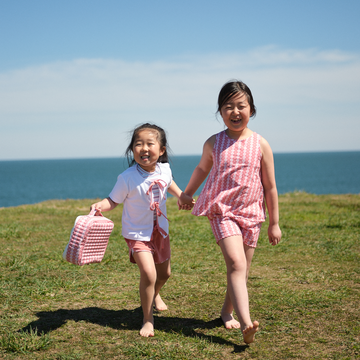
[{"xmin": 141, "ymin": 155, "xmax": 150, "ymax": 160}]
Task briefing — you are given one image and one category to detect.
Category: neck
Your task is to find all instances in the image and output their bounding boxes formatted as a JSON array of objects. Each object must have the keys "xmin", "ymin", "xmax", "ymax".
[
  {"xmin": 225, "ymin": 127, "xmax": 252, "ymax": 140},
  {"xmin": 137, "ymin": 163, "xmax": 157, "ymax": 173}
]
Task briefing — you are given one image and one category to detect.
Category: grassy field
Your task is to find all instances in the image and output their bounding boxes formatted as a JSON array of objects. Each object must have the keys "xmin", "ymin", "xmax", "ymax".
[{"xmin": 0, "ymin": 193, "xmax": 359, "ymax": 359}]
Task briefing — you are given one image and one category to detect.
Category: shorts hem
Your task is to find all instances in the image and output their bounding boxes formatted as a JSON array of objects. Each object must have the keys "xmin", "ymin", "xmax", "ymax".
[{"xmin": 209, "ymin": 217, "xmax": 261, "ymax": 248}]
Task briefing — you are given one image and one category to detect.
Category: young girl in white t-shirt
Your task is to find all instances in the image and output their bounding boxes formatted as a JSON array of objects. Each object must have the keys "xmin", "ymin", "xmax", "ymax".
[{"xmin": 91, "ymin": 123, "xmax": 194, "ymax": 337}]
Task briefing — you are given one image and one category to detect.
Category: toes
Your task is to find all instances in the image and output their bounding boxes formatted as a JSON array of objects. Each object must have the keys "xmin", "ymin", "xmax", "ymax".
[{"xmin": 243, "ymin": 321, "xmax": 259, "ymax": 344}]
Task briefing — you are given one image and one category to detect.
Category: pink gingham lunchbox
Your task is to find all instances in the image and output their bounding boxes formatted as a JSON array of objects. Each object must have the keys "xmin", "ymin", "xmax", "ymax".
[{"xmin": 63, "ymin": 209, "xmax": 114, "ymax": 266}]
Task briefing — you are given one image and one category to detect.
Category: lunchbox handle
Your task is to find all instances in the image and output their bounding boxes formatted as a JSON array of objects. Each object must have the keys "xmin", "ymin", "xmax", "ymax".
[{"xmin": 89, "ymin": 209, "xmax": 104, "ymax": 217}]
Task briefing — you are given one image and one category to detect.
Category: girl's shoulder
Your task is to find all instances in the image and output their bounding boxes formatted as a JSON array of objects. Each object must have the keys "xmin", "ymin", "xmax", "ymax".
[
  {"xmin": 207, "ymin": 130, "xmax": 226, "ymax": 141},
  {"xmin": 202, "ymin": 134, "xmax": 217, "ymax": 155},
  {"xmin": 157, "ymin": 162, "xmax": 171, "ymax": 174},
  {"xmin": 205, "ymin": 131, "xmax": 226, "ymax": 147},
  {"xmin": 158, "ymin": 162, "xmax": 170, "ymax": 170},
  {"xmin": 259, "ymin": 135, "xmax": 274, "ymax": 157},
  {"xmin": 157, "ymin": 162, "xmax": 172, "ymax": 181},
  {"xmin": 205, "ymin": 134, "xmax": 217, "ymax": 145},
  {"xmin": 246, "ymin": 131, "xmax": 263, "ymax": 143},
  {"xmin": 257, "ymin": 133, "xmax": 268, "ymax": 146},
  {"xmin": 122, "ymin": 164, "xmax": 137, "ymax": 174},
  {"xmin": 118, "ymin": 165, "xmax": 137, "ymax": 180},
  {"xmin": 203, "ymin": 130, "xmax": 227, "ymax": 155}
]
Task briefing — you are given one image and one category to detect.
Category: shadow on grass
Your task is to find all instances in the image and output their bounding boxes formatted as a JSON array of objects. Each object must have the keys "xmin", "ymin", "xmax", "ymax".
[{"xmin": 20, "ymin": 307, "xmax": 248, "ymax": 353}]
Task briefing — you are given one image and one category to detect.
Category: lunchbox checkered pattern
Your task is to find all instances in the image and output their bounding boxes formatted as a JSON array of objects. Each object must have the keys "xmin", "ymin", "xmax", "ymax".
[{"xmin": 63, "ymin": 210, "xmax": 114, "ymax": 266}]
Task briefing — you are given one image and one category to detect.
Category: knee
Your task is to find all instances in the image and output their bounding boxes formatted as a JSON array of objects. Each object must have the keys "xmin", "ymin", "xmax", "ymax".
[
  {"xmin": 158, "ymin": 269, "xmax": 171, "ymax": 282},
  {"xmin": 227, "ymin": 258, "xmax": 247, "ymax": 274},
  {"xmin": 140, "ymin": 269, "xmax": 157, "ymax": 286}
]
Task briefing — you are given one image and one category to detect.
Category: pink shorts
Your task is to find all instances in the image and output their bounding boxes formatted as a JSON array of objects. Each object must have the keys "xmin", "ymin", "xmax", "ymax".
[
  {"xmin": 125, "ymin": 225, "xmax": 171, "ymax": 264},
  {"xmin": 209, "ymin": 216, "xmax": 262, "ymax": 248}
]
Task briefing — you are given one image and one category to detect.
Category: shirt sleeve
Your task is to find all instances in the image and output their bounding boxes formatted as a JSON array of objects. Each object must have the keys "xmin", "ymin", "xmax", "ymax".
[
  {"xmin": 108, "ymin": 174, "xmax": 128, "ymax": 204},
  {"xmin": 161, "ymin": 162, "xmax": 172, "ymax": 186}
]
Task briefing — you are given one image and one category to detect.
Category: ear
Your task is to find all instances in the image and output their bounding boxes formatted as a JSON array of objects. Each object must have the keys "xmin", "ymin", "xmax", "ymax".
[{"xmin": 160, "ymin": 147, "xmax": 166, "ymax": 156}]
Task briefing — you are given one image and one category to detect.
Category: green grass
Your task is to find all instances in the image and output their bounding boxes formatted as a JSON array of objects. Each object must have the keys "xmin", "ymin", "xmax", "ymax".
[{"xmin": 0, "ymin": 192, "xmax": 359, "ymax": 359}]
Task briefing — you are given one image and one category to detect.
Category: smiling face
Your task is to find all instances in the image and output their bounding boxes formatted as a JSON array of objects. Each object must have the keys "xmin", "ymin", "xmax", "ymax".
[
  {"xmin": 220, "ymin": 92, "xmax": 252, "ymax": 138},
  {"xmin": 132, "ymin": 129, "xmax": 165, "ymax": 172}
]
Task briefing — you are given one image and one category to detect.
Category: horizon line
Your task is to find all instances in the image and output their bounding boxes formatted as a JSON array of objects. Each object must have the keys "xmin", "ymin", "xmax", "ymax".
[{"xmin": 1, "ymin": 149, "xmax": 360, "ymax": 162}]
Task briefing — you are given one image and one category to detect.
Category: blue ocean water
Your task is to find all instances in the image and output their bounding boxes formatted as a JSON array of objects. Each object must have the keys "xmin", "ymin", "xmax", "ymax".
[{"xmin": 0, "ymin": 152, "xmax": 359, "ymax": 208}]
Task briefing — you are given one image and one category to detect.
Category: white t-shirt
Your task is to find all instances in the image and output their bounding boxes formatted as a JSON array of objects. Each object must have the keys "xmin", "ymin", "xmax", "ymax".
[{"xmin": 109, "ymin": 163, "xmax": 172, "ymax": 241}]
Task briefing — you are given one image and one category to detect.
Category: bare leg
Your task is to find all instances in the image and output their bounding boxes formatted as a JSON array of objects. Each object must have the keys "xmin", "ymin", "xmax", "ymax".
[
  {"xmin": 244, "ymin": 243, "xmax": 255, "ymax": 283},
  {"xmin": 153, "ymin": 259, "xmax": 171, "ymax": 311},
  {"xmin": 221, "ymin": 289, "xmax": 240, "ymax": 329},
  {"xmin": 133, "ymin": 251, "xmax": 157, "ymax": 337},
  {"xmin": 219, "ymin": 236, "xmax": 259, "ymax": 343},
  {"xmin": 221, "ymin": 242, "xmax": 255, "ymax": 329}
]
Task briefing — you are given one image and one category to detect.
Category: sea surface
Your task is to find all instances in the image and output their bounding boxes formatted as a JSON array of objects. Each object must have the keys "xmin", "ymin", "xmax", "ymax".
[{"xmin": 1, "ymin": 151, "xmax": 359, "ymax": 208}]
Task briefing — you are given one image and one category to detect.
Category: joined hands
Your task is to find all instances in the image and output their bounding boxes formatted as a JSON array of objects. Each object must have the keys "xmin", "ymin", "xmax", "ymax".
[{"xmin": 178, "ymin": 192, "xmax": 195, "ymax": 210}]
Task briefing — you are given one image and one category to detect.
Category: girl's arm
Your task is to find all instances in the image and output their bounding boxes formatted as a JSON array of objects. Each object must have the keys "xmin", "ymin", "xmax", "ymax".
[
  {"xmin": 183, "ymin": 135, "xmax": 215, "ymax": 197},
  {"xmin": 90, "ymin": 197, "xmax": 118, "ymax": 215},
  {"xmin": 260, "ymin": 137, "xmax": 282, "ymax": 246},
  {"xmin": 168, "ymin": 180, "xmax": 195, "ymax": 208}
]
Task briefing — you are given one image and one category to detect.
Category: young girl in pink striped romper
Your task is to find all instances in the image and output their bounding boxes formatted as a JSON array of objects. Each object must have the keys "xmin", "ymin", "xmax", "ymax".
[{"xmin": 182, "ymin": 80, "xmax": 282, "ymax": 344}]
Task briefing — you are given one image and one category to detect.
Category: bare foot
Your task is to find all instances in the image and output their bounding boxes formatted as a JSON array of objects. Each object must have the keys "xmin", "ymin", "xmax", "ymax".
[
  {"xmin": 221, "ymin": 312, "xmax": 240, "ymax": 329},
  {"xmin": 242, "ymin": 321, "xmax": 259, "ymax": 344},
  {"xmin": 140, "ymin": 321, "xmax": 154, "ymax": 337},
  {"xmin": 153, "ymin": 294, "xmax": 168, "ymax": 311}
]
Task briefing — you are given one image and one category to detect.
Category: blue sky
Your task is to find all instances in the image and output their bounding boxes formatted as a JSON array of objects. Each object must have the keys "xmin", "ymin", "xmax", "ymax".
[{"xmin": 1, "ymin": 0, "xmax": 359, "ymax": 160}]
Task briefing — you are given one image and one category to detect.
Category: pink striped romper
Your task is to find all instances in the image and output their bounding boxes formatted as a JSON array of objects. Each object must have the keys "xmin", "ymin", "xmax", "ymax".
[{"xmin": 192, "ymin": 131, "xmax": 266, "ymax": 247}]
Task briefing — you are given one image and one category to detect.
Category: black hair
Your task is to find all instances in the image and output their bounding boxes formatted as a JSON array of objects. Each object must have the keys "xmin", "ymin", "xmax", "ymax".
[
  {"xmin": 125, "ymin": 123, "xmax": 170, "ymax": 167},
  {"xmin": 217, "ymin": 80, "xmax": 256, "ymax": 118}
]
